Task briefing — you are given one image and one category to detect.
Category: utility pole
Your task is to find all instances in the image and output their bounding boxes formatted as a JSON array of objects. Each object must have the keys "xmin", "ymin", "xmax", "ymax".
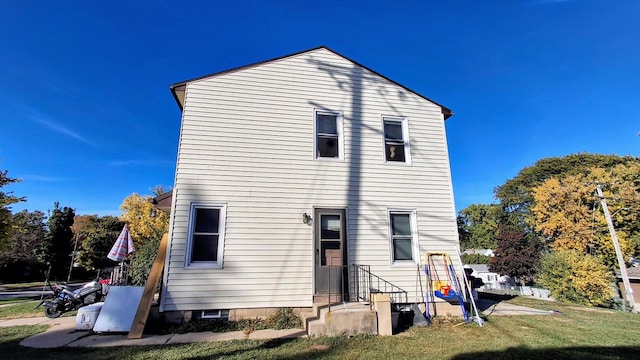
[
  {"xmin": 67, "ymin": 233, "xmax": 81, "ymax": 283},
  {"xmin": 596, "ymin": 183, "xmax": 635, "ymax": 310}
]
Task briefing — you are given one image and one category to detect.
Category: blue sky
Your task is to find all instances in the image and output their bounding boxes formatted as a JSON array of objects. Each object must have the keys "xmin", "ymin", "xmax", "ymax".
[{"xmin": 1, "ymin": 0, "xmax": 638, "ymax": 216}]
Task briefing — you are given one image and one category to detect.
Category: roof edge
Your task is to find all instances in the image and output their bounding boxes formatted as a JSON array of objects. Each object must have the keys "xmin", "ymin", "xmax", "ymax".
[{"xmin": 169, "ymin": 45, "xmax": 453, "ymax": 119}]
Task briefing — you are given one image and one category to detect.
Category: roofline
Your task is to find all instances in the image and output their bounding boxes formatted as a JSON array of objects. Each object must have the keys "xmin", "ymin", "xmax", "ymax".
[
  {"xmin": 169, "ymin": 45, "xmax": 453, "ymax": 119},
  {"xmin": 152, "ymin": 190, "xmax": 173, "ymax": 204}
]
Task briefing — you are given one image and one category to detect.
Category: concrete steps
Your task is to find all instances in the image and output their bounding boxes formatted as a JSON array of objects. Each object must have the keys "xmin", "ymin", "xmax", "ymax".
[{"xmin": 301, "ymin": 302, "xmax": 377, "ymax": 337}]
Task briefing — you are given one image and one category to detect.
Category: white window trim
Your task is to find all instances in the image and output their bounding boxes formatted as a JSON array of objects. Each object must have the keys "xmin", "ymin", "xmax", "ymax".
[
  {"xmin": 201, "ymin": 309, "xmax": 229, "ymax": 319},
  {"xmin": 314, "ymin": 109, "xmax": 344, "ymax": 161},
  {"xmin": 387, "ymin": 209, "xmax": 419, "ymax": 266},
  {"xmin": 381, "ymin": 116, "xmax": 411, "ymax": 165},
  {"xmin": 185, "ymin": 203, "xmax": 227, "ymax": 269}
]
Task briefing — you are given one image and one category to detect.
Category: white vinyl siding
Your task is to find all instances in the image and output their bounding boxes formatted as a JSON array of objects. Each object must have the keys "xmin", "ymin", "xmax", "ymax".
[{"xmin": 161, "ymin": 48, "xmax": 459, "ymax": 312}]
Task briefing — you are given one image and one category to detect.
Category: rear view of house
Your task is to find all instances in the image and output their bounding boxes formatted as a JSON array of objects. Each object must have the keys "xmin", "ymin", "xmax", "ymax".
[{"xmin": 160, "ymin": 46, "xmax": 459, "ymax": 322}]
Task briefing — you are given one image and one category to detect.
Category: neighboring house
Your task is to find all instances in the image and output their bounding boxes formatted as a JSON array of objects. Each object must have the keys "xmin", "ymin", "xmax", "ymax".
[
  {"xmin": 159, "ymin": 46, "xmax": 459, "ymax": 320},
  {"xmin": 616, "ymin": 267, "xmax": 640, "ymax": 311},
  {"xmin": 462, "ymin": 249, "xmax": 495, "ymax": 257},
  {"xmin": 465, "ymin": 264, "xmax": 512, "ymax": 289}
]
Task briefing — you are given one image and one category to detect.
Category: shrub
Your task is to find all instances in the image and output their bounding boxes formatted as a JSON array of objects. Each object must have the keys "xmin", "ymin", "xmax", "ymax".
[
  {"xmin": 536, "ymin": 250, "xmax": 615, "ymax": 306},
  {"xmin": 129, "ymin": 236, "xmax": 160, "ymax": 286},
  {"xmin": 265, "ymin": 307, "xmax": 302, "ymax": 330},
  {"xmin": 159, "ymin": 308, "xmax": 302, "ymax": 335}
]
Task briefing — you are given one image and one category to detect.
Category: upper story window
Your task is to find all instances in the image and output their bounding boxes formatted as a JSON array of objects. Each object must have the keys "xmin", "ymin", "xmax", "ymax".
[
  {"xmin": 315, "ymin": 111, "xmax": 344, "ymax": 160},
  {"xmin": 388, "ymin": 209, "xmax": 418, "ymax": 265},
  {"xmin": 382, "ymin": 117, "xmax": 410, "ymax": 164},
  {"xmin": 185, "ymin": 203, "xmax": 227, "ymax": 268}
]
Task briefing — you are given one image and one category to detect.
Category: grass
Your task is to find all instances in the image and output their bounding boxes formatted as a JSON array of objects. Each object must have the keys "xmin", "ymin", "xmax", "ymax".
[
  {"xmin": 0, "ymin": 297, "xmax": 36, "ymax": 305},
  {"xmin": 1, "ymin": 297, "xmax": 639, "ymax": 359},
  {"xmin": 0, "ymin": 300, "xmax": 77, "ymax": 320},
  {"xmin": 0, "ymin": 282, "xmax": 48, "ymax": 290},
  {"xmin": 0, "ymin": 301, "xmax": 43, "ymax": 319}
]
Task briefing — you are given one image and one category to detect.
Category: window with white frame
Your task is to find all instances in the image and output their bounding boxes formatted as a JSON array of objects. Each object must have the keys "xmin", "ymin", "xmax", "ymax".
[
  {"xmin": 200, "ymin": 309, "xmax": 229, "ymax": 320},
  {"xmin": 315, "ymin": 111, "xmax": 343, "ymax": 159},
  {"xmin": 382, "ymin": 117, "xmax": 410, "ymax": 163},
  {"xmin": 186, "ymin": 204, "xmax": 227, "ymax": 268},
  {"xmin": 388, "ymin": 210, "xmax": 418, "ymax": 264}
]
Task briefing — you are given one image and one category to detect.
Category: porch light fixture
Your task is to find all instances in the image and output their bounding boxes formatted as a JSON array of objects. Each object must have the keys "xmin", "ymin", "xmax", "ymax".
[{"xmin": 303, "ymin": 213, "xmax": 313, "ymax": 225}]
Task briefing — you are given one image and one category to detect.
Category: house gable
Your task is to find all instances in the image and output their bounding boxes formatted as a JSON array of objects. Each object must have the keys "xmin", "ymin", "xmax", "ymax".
[
  {"xmin": 161, "ymin": 47, "xmax": 459, "ymax": 312},
  {"xmin": 169, "ymin": 46, "xmax": 452, "ymax": 120}
]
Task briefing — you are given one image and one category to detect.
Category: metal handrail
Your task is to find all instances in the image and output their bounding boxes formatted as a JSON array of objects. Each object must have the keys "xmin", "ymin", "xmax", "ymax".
[
  {"xmin": 324, "ymin": 264, "xmax": 408, "ymax": 310},
  {"xmin": 352, "ymin": 264, "xmax": 408, "ymax": 304}
]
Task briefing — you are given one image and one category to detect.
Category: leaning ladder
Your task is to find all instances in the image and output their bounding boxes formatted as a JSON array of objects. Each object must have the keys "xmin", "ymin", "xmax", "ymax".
[{"xmin": 452, "ymin": 247, "xmax": 484, "ymax": 327}]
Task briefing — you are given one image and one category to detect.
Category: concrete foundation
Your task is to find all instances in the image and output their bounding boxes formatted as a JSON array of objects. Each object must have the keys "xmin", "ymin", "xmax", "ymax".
[
  {"xmin": 426, "ymin": 300, "xmax": 465, "ymax": 318},
  {"xmin": 160, "ymin": 310, "xmax": 193, "ymax": 325},
  {"xmin": 305, "ymin": 302, "xmax": 377, "ymax": 337},
  {"xmin": 159, "ymin": 307, "xmax": 313, "ymax": 325},
  {"xmin": 229, "ymin": 307, "xmax": 310, "ymax": 321},
  {"xmin": 373, "ymin": 294, "xmax": 392, "ymax": 336}
]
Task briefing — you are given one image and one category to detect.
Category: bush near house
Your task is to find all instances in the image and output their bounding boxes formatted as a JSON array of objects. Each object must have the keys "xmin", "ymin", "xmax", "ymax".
[
  {"xmin": 536, "ymin": 250, "xmax": 615, "ymax": 307},
  {"xmin": 158, "ymin": 307, "xmax": 302, "ymax": 334}
]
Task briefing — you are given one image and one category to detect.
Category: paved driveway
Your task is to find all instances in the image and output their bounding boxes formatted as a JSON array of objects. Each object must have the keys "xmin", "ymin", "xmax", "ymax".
[{"xmin": 475, "ymin": 299, "xmax": 552, "ymax": 316}]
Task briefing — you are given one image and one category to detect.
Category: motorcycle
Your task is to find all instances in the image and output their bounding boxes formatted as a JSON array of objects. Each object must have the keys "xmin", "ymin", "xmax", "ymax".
[{"xmin": 36, "ymin": 278, "xmax": 107, "ymax": 318}]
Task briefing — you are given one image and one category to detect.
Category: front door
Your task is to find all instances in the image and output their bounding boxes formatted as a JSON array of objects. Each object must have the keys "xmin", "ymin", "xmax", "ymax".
[{"xmin": 314, "ymin": 208, "xmax": 347, "ymax": 295}]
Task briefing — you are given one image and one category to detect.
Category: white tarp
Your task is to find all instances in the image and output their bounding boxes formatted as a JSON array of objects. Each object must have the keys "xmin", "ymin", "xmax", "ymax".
[{"xmin": 93, "ymin": 286, "xmax": 144, "ymax": 332}]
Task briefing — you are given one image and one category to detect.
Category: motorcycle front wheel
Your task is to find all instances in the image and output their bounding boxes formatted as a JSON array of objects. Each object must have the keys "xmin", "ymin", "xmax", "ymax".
[{"xmin": 44, "ymin": 307, "xmax": 63, "ymax": 319}]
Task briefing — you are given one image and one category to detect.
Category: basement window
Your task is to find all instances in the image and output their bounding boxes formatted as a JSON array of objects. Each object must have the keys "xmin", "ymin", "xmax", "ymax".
[{"xmin": 199, "ymin": 309, "xmax": 230, "ymax": 320}]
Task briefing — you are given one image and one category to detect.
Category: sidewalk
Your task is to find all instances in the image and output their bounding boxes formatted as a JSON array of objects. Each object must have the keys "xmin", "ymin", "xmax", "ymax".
[{"xmin": 0, "ymin": 316, "xmax": 306, "ymax": 348}]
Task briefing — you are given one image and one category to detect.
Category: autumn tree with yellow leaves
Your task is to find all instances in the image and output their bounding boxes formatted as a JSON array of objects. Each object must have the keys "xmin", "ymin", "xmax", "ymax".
[
  {"xmin": 458, "ymin": 154, "xmax": 640, "ymax": 307},
  {"xmin": 537, "ymin": 250, "xmax": 615, "ymax": 306},
  {"xmin": 531, "ymin": 164, "xmax": 640, "ymax": 269},
  {"xmin": 120, "ymin": 191, "xmax": 170, "ymax": 285},
  {"xmin": 120, "ymin": 193, "xmax": 170, "ymax": 249},
  {"xmin": 531, "ymin": 163, "xmax": 640, "ymax": 306}
]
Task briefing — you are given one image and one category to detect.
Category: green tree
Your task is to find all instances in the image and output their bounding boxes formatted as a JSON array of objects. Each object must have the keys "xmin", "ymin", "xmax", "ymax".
[
  {"xmin": 0, "ymin": 169, "xmax": 25, "ymax": 250},
  {"xmin": 0, "ymin": 210, "xmax": 47, "ymax": 281},
  {"xmin": 537, "ymin": 250, "xmax": 615, "ymax": 306},
  {"xmin": 457, "ymin": 203, "xmax": 502, "ymax": 249},
  {"xmin": 489, "ymin": 225, "xmax": 543, "ymax": 286},
  {"xmin": 75, "ymin": 215, "xmax": 125, "ymax": 270},
  {"xmin": 120, "ymin": 192, "xmax": 170, "ymax": 285},
  {"xmin": 461, "ymin": 253, "xmax": 491, "ymax": 264},
  {"xmin": 43, "ymin": 202, "xmax": 75, "ymax": 279},
  {"xmin": 495, "ymin": 153, "xmax": 639, "ymax": 226}
]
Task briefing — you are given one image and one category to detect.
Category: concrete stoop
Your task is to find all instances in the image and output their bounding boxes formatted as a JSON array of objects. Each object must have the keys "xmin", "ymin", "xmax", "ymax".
[{"xmin": 302, "ymin": 302, "xmax": 377, "ymax": 337}]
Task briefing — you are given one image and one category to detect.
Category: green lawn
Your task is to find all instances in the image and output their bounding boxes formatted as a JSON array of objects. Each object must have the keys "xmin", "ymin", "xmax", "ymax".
[
  {"xmin": 1, "ymin": 297, "xmax": 639, "ymax": 359},
  {"xmin": 0, "ymin": 301, "xmax": 44, "ymax": 319},
  {"xmin": 0, "ymin": 300, "xmax": 78, "ymax": 320},
  {"xmin": 0, "ymin": 281, "xmax": 50, "ymax": 290}
]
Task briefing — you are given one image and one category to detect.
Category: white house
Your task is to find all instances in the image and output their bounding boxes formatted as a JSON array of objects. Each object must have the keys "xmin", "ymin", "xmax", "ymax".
[
  {"xmin": 465, "ymin": 264, "xmax": 513, "ymax": 289},
  {"xmin": 159, "ymin": 46, "xmax": 459, "ymax": 320},
  {"xmin": 462, "ymin": 249, "xmax": 495, "ymax": 257}
]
